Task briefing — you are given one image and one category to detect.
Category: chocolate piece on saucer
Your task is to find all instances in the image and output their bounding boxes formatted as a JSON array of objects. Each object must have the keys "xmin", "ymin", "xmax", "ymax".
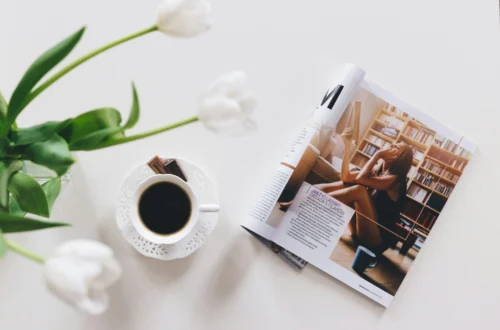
[
  {"xmin": 163, "ymin": 159, "xmax": 187, "ymax": 182},
  {"xmin": 147, "ymin": 156, "xmax": 167, "ymax": 174}
]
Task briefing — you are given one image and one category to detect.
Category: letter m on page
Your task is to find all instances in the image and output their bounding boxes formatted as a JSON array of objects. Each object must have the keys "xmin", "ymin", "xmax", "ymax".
[{"xmin": 320, "ymin": 85, "xmax": 344, "ymax": 110}]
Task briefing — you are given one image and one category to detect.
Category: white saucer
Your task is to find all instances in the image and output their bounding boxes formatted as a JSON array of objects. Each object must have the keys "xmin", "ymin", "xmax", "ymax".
[{"xmin": 116, "ymin": 157, "xmax": 219, "ymax": 260}]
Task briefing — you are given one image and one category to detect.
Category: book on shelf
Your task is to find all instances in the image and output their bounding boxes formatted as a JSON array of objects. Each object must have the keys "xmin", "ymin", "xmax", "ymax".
[
  {"xmin": 380, "ymin": 127, "xmax": 398, "ymax": 138},
  {"xmin": 397, "ymin": 218, "xmax": 413, "ymax": 231},
  {"xmin": 434, "ymin": 182, "xmax": 453, "ymax": 196},
  {"xmin": 419, "ymin": 212, "xmax": 438, "ymax": 229},
  {"xmin": 408, "ymin": 165, "xmax": 418, "ymax": 179},
  {"xmin": 414, "ymin": 172, "xmax": 438, "ymax": 188},
  {"xmin": 362, "ymin": 144, "xmax": 380, "ymax": 156},
  {"xmin": 450, "ymin": 159, "xmax": 466, "ymax": 171},
  {"xmin": 433, "ymin": 134, "xmax": 472, "ymax": 158},
  {"xmin": 421, "ymin": 160, "xmax": 460, "ymax": 182},
  {"xmin": 410, "ymin": 146, "xmax": 424, "ymax": 161},
  {"xmin": 414, "ymin": 236, "xmax": 426, "ymax": 251},
  {"xmin": 453, "ymin": 146, "xmax": 472, "ymax": 158},
  {"xmin": 403, "ymin": 126, "xmax": 434, "ymax": 145},
  {"xmin": 407, "ymin": 184, "xmax": 430, "ymax": 203},
  {"xmin": 367, "ymin": 134, "xmax": 391, "ymax": 148},
  {"xmin": 242, "ymin": 64, "xmax": 476, "ymax": 308},
  {"xmin": 379, "ymin": 114, "xmax": 405, "ymax": 130}
]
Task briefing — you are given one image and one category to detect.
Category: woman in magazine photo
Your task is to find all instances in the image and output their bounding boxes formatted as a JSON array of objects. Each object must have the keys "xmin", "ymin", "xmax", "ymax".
[{"xmin": 316, "ymin": 127, "xmax": 413, "ymax": 253}]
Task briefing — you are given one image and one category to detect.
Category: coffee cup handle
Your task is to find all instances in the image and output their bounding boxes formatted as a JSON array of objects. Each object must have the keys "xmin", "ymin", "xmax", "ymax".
[
  {"xmin": 199, "ymin": 204, "xmax": 220, "ymax": 212},
  {"xmin": 368, "ymin": 258, "xmax": 378, "ymax": 268}
]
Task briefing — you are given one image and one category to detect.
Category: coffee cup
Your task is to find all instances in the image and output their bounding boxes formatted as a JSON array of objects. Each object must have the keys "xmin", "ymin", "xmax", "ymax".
[
  {"xmin": 352, "ymin": 245, "xmax": 378, "ymax": 274},
  {"xmin": 131, "ymin": 174, "xmax": 219, "ymax": 245}
]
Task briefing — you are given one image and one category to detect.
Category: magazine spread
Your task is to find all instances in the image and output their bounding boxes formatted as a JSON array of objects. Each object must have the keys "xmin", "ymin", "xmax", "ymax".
[{"xmin": 241, "ymin": 64, "xmax": 476, "ymax": 307}]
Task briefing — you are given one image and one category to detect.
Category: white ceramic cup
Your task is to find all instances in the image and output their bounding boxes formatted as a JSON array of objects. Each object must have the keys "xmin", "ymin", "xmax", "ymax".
[{"xmin": 131, "ymin": 174, "xmax": 219, "ymax": 244}]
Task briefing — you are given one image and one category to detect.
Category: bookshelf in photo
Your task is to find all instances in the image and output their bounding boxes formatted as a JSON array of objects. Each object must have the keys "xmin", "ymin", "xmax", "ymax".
[{"xmin": 350, "ymin": 106, "xmax": 471, "ymax": 251}]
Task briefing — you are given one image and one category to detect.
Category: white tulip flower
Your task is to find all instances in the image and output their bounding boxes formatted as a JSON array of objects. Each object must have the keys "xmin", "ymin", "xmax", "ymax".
[
  {"xmin": 199, "ymin": 71, "xmax": 257, "ymax": 134},
  {"xmin": 156, "ymin": 0, "xmax": 212, "ymax": 37},
  {"xmin": 43, "ymin": 239, "xmax": 122, "ymax": 315}
]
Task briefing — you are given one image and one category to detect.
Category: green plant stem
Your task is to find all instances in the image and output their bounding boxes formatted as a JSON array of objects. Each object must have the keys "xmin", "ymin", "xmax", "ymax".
[
  {"xmin": 5, "ymin": 239, "xmax": 45, "ymax": 264},
  {"xmin": 22, "ymin": 25, "xmax": 159, "ymax": 109},
  {"xmin": 95, "ymin": 116, "xmax": 199, "ymax": 150}
]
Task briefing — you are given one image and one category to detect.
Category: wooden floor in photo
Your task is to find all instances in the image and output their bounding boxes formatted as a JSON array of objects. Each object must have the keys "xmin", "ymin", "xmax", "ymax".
[{"xmin": 330, "ymin": 232, "xmax": 417, "ymax": 296}]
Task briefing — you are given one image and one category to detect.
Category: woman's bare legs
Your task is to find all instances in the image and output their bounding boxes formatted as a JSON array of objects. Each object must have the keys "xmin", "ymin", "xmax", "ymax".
[
  {"xmin": 327, "ymin": 185, "xmax": 382, "ymax": 247},
  {"xmin": 316, "ymin": 181, "xmax": 349, "ymax": 194}
]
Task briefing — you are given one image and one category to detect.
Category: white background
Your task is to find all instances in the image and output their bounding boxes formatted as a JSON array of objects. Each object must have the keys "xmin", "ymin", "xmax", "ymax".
[{"xmin": 0, "ymin": 0, "xmax": 499, "ymax": 329}]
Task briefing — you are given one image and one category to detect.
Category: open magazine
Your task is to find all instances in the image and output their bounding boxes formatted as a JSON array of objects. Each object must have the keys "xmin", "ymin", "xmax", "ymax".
[{"xmin": 241, "ymin": 64, "xmax": 476, "ymax": 307}]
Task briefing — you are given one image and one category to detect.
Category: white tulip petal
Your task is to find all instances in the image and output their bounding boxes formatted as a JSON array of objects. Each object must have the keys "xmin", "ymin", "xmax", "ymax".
[
  {"xmin": 156, "ymin": 0, "xmax": 212, "ymax": 37},
  {"xmin": 43, "ymin": 240, "xmax": 121, "ymax": 315},
  {"xmin": 44, "ymin": 258, "xmax": 101, "ymax": 309},
  {"xmin": 198, "ymin": 71, "xmax": 256, "ymax": 135},
  {"xmin": 77, "ymin": 288, "xmax": 109, "ymax": 315},
  {"xmin": 91, "ymin": 258, "xmax": 122, "ymax": 290},
  {"xmin": 233, "ymin": 91, "xmax": 257, "ymax": 114}
]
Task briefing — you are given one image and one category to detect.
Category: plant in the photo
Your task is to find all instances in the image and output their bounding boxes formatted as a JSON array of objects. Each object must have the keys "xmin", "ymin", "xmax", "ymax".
[{"xmin": 0, "ymin": 0, "xmax": 256, "ymax": 314}]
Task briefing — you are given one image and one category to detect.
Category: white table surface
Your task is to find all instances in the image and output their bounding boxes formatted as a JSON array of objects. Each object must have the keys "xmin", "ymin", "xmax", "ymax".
[{"xmin": 1, "ymin": 0, "xmax": 499, "ymax": 329}]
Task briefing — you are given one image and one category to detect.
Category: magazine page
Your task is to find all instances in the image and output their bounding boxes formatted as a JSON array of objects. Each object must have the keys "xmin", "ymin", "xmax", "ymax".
[
  {"xmin": 241, "ymin": 64, "xmax": 365, "ymax": 268},
  {"xmin": 241, "ymin": 64, "xmax": 366, "ymax": 242},
  {"xmin": 268, "ymin": 78, "xmax": 476, "ymax": 307}
]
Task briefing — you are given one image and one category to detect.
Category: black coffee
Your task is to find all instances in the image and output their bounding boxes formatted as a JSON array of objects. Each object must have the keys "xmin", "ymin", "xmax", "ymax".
[{"xmin": 138, "ymin": 182, "xmax": 191, "ymax": 235}]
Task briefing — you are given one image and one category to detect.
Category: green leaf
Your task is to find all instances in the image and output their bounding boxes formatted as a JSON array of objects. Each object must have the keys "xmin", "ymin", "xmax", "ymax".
[
  {"xmin": 0, "ymin": 91, "xmax": 6, "ymax": 117},
  {"xmin": 0, "ymin": 213, "xmax": 69, "ymax": 233},
  {"xmin": 66, "ymin": 86, "xmax": 141, "ymax": 150},
  {"xmin": 5, "ymin": 27, "xmax": 85, "ymax": 129},
  {"xmin": 11, "ymin": 119, "xmax": 72, "ymax": 146},
  {"xmin": 7, "ymin": 195, "xmax": 23, "ymax": 216},
  {"xmin": 22, "ymin": 134, "xmax": 74, "ymax": 176},
  {"xmin": 0, "ymin": 160, "xmax": 23, "ymax": 211},
  {"xmin": 123, "ymin": 83, "xmax": 140, "ymax": 130},
  {"xmin": 0, "ymin": 229, "xmax": 6, "ymax": 258},
  {"xmin": 8, "ymin": 171, "xmax": 49, "ymax": 217},
  {"xmin": 0, "ymin": 91, "xmax": 7, "ymax": 134},
  {"xmin": 0, "ymin": 137, "xmax": 10, "ymax": 158},
  {"xmin": 68, "ymin": 126, "xmax": 124, "ymax": 150},
  {"xmin": 9, "ymin": 177, "xmax": 61, "ymax": 217},
  {"xmin": 42, "ymin": 177, "xmax": 62, "ymax": 212},
  {"xmin": 59, "ymin": 107, "xmax": 123, "ymax": 144}
]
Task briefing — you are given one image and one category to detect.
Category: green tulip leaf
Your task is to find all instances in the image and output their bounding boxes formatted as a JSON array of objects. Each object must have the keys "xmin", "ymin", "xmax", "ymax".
[
  {"xmin": 9, "ymin": 177, "xmax": 61, "ymax": 217},
  {"xmin": 59, "ymin": 107, "xmax": 123, "ymax": 145},
  {"xmin": 22, "ymin": 134, "xmax": 74, "ymax": 176},
  {"xmin": 123, "ymin": 83, "xmax": 140, "ymax": 130},
  {"xmin": 0, "ymin": 213, "xmax": 69, "ymax": 233},
  {"xmin": 70, "ymin": 85, "xmax": 142, "ymax": 150},
  {"xmin": 11, "ymin": 119, "xmax": 72, "ymax": 146},
  {"xmin": 42, "ymin": 176, "xmax": 62, "ymax": 212},
  {"xmin": 68, "ymin": 126, "xmax": 124, "ymax": 150},
  {"xmin": 0, "ymin": 137, "xmax": 10, "ymax": 158},
  {"xmin": 0, "ymin": 90, "xmax": 6, "ymax": 117},
  {"xmin": 8, "ymin": 171, "xmax": 49, "ymax": 217},
  {"xmin": 7, "ymin": 196, "xmax": 23, "ymax": 217},
  {"xmin": 0, "ymin": 229, "xmax": 6, "ymax": 258},
  {"xmin": 0, "ymin": 160, "xmax": 23, "ymax": 211},
  {"xmin": 6, "ymin": 27, "xmax": 85, "ymax": 129},
  {"xmin": 0, "ymin": 91, "xmax": 7, "ymax": 134}
]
